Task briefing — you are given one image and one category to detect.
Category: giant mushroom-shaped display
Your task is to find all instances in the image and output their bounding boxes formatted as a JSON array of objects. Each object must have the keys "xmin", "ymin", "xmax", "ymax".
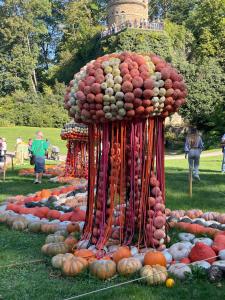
[
  {"xmin": 61, "ymin": 121, "xmax": 88, "ymax": 179},
  {"xmin": 64, "ymin": 52, "xmax": 187, "ymax": 251}
]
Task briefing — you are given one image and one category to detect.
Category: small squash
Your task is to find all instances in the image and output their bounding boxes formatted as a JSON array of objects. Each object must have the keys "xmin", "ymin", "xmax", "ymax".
[
  {"xmin": 62, "ymin": 256, "xmax": 88, "ymax": 276},
  {"xmin": 67, "ymin": 222, "xmax": 80, "ymax": 233},
  {"xmin": 12, "ymin": 220, "xmax": 27, "ymax": 231},
  {"xmin": 51, "ymin": 253, "xmax": 74, "ymax": 269},
  {"xmin": 64, "ymin": 236, "xmax": 77, "ymax": 250},
  {"xmin": 140, "ymin": 264, "xmax": 168, "ymax": 285},
  {"xmin": 117, "ymin": 257, "xmax": 142, "ymax": 276},
  {"xmin": 41, "ymin": 223, "xmax": 58, "ymax": 234},
  {"xmin": 45, "ymin": 234, "xmax": 65, "ymax": 244},
  {"xmin": 144, "ymin": 251, "xmax": 166, "ymax": 267},
  {"xmin": 28, "ymin": 221, "xmax": 42, "ymax": 233},
  {"xmin": 112, "ymin": 246, "xmax": 131, "ymax": 263},
  {"xmin": 41, "ymin": 242, "xmax": 69, "ymax": 256},
  {"xmin": 90, "ymin": 259, "xmax": 117, "ymax": 280},
  {"xmin": 74, "ymin": 249, "xmax": 95, "ymax": 261}
]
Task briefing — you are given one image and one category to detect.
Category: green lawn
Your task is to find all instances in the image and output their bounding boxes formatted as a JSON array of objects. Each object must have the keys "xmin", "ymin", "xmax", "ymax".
[
  {"xmin": 0, "ymin": 126, "xmax": 67, "ymax": 154},
  {"xmin": 0, "ymin": 155, "xmax": 225, "ymax": 300}
]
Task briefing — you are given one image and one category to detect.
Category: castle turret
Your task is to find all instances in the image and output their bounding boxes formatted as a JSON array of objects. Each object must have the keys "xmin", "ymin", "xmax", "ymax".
[{"xmin": 107, "ymin": 0, "xmax": 149, "ymax": 26}]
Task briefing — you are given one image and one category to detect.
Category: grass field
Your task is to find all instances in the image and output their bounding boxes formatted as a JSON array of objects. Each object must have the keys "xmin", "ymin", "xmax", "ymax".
[
  {"xmin": 0, "ymin": 126, "xmax": 67, "ymax": 154},
  {"xmin": 0, "ymin": 155, "xmax": 225, "ymax": 300}
]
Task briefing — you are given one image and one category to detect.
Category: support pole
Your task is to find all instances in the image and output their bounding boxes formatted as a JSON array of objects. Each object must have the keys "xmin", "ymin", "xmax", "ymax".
[{"xmin": 189, "ymin": 161, "xmax": 193, "ymax": 198}]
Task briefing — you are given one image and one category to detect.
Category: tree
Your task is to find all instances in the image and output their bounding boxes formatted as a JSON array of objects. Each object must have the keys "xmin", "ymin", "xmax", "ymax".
[
  {"xmin": 186, "ymin": 0, "xmax": 225, "ymax": 63},
  {"xmin": 180, "ymin": 58, "xmax": 225, "ymax": 131},
  {"xmin": 0, "ymin": 0, "xmax": 51, "ymax": 95}
]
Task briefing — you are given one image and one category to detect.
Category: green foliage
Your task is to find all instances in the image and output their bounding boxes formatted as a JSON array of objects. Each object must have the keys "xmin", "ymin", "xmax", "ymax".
[
  {"xmin": 180, "ymin": 58, "xmax": 225, "ymax": 131},
  {"xmin": 0, "ymin": 0, "xmax": 51, "ymax": 95},
  {"xmin": 186, "ymin": 0, "xmax": 225, "ymax": 63},
  {"xmin": 0, "ymin": 82, "xmax": 68, "ymax": 128}
]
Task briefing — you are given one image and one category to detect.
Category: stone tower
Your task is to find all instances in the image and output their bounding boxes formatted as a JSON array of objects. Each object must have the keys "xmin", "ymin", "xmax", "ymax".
[{"xmin": 107, "ymin": 0, "xmax": 149, "ymax": 27}]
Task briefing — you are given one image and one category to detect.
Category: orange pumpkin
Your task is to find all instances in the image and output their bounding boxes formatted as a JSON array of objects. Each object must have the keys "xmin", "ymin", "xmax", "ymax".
[
  {"xmin": 144, "ymin": 251, "xmax": 167, "ymax": 267},
  {"xmin": 41, "ymin": 189, "xmax": 51, "ymax": 199},
  {"xmin": 67, "ymin": 222, "xmax": 80, "ymax": 233},
  {"xmin": 112, "ymin": 246, "xmax": 131, "ymax": 264},
  {"xmin": 64, "ymin": 236, "xmax": 77, "ymax": 250},
  {"xmin": 74, "ymin": 249, "xmax": 95, "ymax": 261},
  {"xmin": 60, "ymin": 212, "xmax": 73, "ymax": 222},
  {"xmin": 47, "ymin": 210, "xmax": 61, "ymax": 220}
]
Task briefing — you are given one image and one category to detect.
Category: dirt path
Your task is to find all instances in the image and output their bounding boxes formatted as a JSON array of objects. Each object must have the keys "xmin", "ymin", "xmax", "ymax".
[{"xmin": 165, "ymin": 151, "xmax": 222, "ymax": 160}]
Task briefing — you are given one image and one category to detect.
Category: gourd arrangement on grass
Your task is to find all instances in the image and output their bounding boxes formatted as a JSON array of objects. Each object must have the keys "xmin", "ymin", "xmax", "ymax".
[{"xmin": 62, "ymin": 121, "xmax": 89, "ymax": 179}]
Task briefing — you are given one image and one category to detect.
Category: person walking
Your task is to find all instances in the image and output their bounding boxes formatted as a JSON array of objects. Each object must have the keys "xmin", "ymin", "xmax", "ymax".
[
  {"xmin": 221, "ymin": 134, "xmax": 225, "ymax": 173},
  {"xmin": 184, "ymin": 128, "xmax": 204, "ymax": 180},
  {"xmin": 31, "ymin": 131, "xmax": 48, "ymax": 184}
]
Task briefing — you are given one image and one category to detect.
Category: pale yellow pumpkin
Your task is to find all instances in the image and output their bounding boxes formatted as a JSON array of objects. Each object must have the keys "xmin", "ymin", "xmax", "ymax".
[
  {"xmin": 62, "ymin": 256, "xmax": 88, "ymax": 276},
  {"xmin": 51, "ymin": 253, "xmax": 74, "ymax": 269},
  {"xmin": 89, "ymin": 259, "xmax": 117, "ymax": 280},
  {"xmin": 12, "ymin": 220, "xmax": 27, "ymax": 231},
  {"xmin": 45, "ymin": 234, "xmax": 65, "ymax": 244},
  {"xmin": 41, "ymin": 223, "xmax": 58, "ymax": 234},
  {"xmin": 140, "ymin": 264, "xmax": 168, "ymax": 285},
  {"xmin": 117, "ymin": 257, "xmax": 142, "ymax": 276},
  {"xmin": 41, "ymin": 242, "xmax": 69, "ymax": 256},
  {"xmin": 28, "ymin": 221, "xmax": 42, "ymax": 233}
]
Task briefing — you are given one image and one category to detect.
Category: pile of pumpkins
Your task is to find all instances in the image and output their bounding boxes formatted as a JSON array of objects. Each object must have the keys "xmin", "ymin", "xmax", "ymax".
[
  {"xmin": 42, "ymin": 229, "xmax": 225, "ymax": 284},
  {"xmin": 43, "ymin": 233, "xmax": 169, "ymax": 285},
  {"xmin": 0, "ymin": 210, "xmax": 84, "ymax": 235},
  {"xmin": 167, "ymin": 209, "xmax": 225, "ymax": 225}
]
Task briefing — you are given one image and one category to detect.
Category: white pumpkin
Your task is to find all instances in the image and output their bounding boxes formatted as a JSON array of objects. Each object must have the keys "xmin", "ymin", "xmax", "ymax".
[
  {"xmin": 212, "ymin": 260, "xmax": 225, "ymax": 271},
  {"xmin": 178, "ymin": 232, "xmax": 195, "ymax": 242},
  {"xmin": 169, "ymin": 242, "xmax": 192, "ymax": 261},
  {"xmin": 219, "ymin": 249, "xmax": 225, "ymax": 260},
  {"xmin": 193, "ymin": 237, "xmax": 213, "ymax": 247},
  {"xmin": 191, "ymin": 261, "xmax": 211, "ymax": 270},
  {"xmin": 168, "ymin": 263, "xmax": 192, "ymax": 279},
  {"xmin": 162, "ymin": 250, "xmax": 173, "ymax": 264}
]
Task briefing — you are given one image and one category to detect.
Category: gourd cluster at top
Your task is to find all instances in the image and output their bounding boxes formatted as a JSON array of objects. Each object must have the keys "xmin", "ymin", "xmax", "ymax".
[{"xmin": 64, "ymin": 52, "xmax": 187, "ymax": 124}]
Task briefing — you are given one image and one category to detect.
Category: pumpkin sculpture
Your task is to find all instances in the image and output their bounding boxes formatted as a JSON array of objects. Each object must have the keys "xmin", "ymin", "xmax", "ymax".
[
  {"xmin": 41, "ymin": 242, "xmax": 69, "ymax": 256},
  {"xmin": 117, "ymin": 257, "xmax": 142, "ymax": 276},
  {"xmin": 140, "ymin": 264, "xmax": 168, "ymax": 285},
  {"xmin": 62, "ymin": 256, "xmax": 88, "ymax": 276},
  {"xmin": 51, "ymin": 253, "xmax": 74, "ymax": 269},
  {"xmin": 144, "ymin": 251, "xmax": 167, "ymax": 267},
  {"xmin": 89, "ymin": 259, "xmax": 117, "ymax": 280},
  {"xmin": 112, "ymin": 246, "xmax": 132, "ymax": 263},
  {"xmin": 64, "ymin": 52, "xmax": 187, "ymax": 250}
]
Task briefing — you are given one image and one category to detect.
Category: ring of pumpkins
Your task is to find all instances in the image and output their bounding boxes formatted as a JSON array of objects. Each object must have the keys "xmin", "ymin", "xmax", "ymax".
[
  {"xmin": 64, "ymin": 52, "xmax": 187, "ymax": 123},
  {"xmin": 43, "ymin": 239, "xmax": 168, "ymax": 284}
]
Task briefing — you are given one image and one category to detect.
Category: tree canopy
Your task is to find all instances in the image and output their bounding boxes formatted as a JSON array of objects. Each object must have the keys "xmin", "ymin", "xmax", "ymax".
[{"xmin": 0, "ymin": 0, "xmax": 224, "ymax": 134}]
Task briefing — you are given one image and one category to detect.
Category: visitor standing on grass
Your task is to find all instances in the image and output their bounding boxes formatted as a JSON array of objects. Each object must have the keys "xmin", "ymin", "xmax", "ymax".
[
  {"xmin": 184, "ymin": 128, "xmax": 204, "ymax": 181},
  {"xmin": 221, "ymin": 134, "xmax": 225, "ymax": 173},
  {"xmin": 31, "ymin": 131, "xmax": 48, "ymax": 184}
]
